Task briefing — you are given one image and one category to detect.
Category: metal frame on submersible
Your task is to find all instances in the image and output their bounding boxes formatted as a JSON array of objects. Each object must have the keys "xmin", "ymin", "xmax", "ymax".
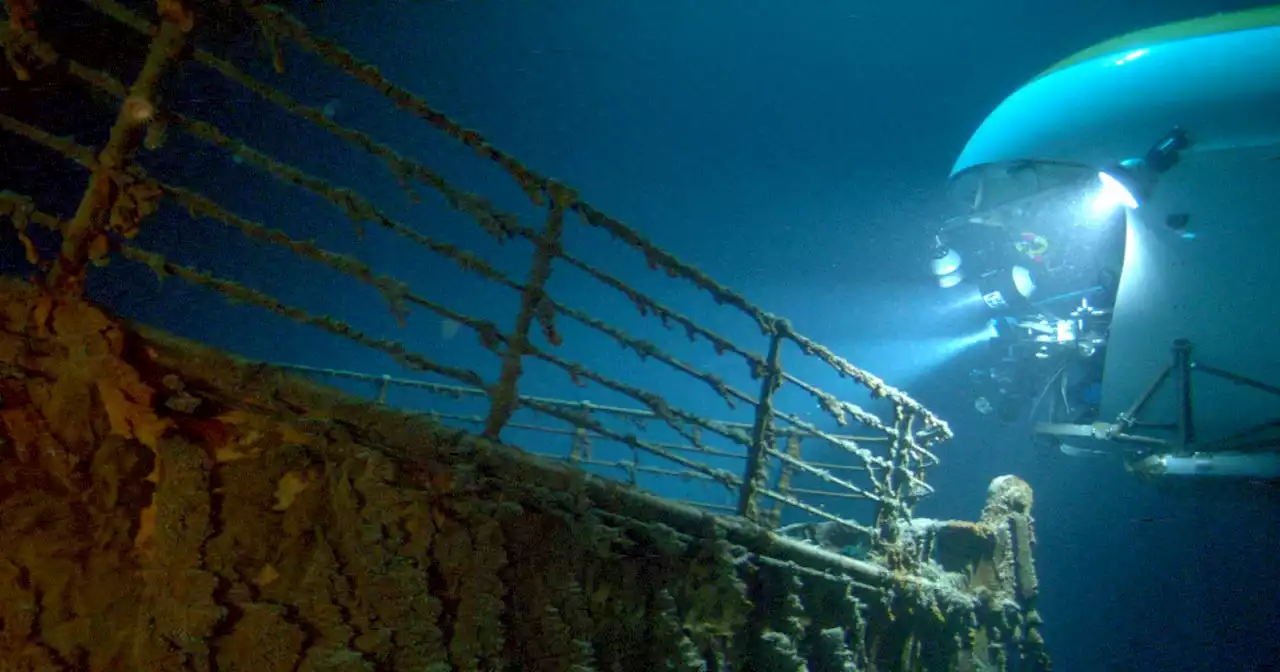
[{"xmin": 1034, "ymin": 339, "xmax": 1280, "ymax": 479}]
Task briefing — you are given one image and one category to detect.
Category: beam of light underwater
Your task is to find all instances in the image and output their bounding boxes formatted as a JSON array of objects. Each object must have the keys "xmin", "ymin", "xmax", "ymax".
[
  {"xmin": 839, "ymin": 326, "xmax": 997, "ymax": 389},
  {"xmin": 796, "ymin": 282, "xmax": 999, "ymax": 390}
]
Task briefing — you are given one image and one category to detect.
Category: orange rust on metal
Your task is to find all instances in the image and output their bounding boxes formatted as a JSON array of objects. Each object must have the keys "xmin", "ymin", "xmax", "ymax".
[
  {"xmin": 768, "ymin": 434, "xmax": 804, "ymax": 527},
  {"xmin": 117, "ymin": 244, "xmax": 490, "ymax": 390},
  {"xmin": 737, "ymin": 325, "xmax": 785, "ymax": 522},
  {"xmin": 874, "ymin": 406, "xmax": 920, "ymax": 544},
  {"xmin": 49, "ymin": 19, "xmax": 186, "ymax": 294},
  {"xmin": 6, "ymin": 0, "xmax": 38, "ymax": 36},
  {"xmin": 483, "ymin": 198, "xmax": 566, "ymax": 439}
]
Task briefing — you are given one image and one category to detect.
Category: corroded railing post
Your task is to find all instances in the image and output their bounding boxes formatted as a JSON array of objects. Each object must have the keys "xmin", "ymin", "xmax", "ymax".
[
  {"xmin": 767, "ymin": 434, "xmax": 802, "ymax": 527},
  {"xmin": 48, "ymin": 17, "xmax": 187, "ymax": 294},
  {"xmin": 874, "ymin": 406, "xmax": 916, "ymax": 547},
  {"xmin": 737, "ymin": 323, "xmax": 785, "ymax": 521},
  {"xmin": 483, "ymin": 191, "xmax": 567, "ymax": 439},
  {"xmin": 569, "ymin": 428, "xmax": 588, "ymax": 464}
]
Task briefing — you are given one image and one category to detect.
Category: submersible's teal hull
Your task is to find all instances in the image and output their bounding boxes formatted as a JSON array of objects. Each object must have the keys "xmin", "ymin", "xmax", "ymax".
[{"xmin": 952, "ymin": 8, "xmax": 1280, "ymax": 176}]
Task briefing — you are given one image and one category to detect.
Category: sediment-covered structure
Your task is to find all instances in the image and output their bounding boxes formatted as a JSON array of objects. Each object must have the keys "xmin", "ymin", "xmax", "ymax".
[{"xmin": 0, "ymin": 1, "xmax": 1050, "ymax": 669}]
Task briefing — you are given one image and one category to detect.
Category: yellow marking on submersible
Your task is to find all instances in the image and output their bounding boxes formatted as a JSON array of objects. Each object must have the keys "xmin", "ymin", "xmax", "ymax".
[{"xmin": 1033, "ymin": 5, "xmax": 1280, "ymax": 82}]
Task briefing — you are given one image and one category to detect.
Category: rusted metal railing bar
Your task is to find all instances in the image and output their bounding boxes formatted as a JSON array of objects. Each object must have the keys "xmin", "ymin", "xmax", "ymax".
[
  {"xmin": 874, "ymin": 410, "xmax": 907, "ymax": 532},
  {"xmin": 762, "ymin": 408, "xmax": 892, "ymax": 473},
  {"xmin": 163, "ymin": 182, "xmax": 510, "ymax": 338},
  {"xmin": 172, "ymin": 110, "xmax": 526, "ymax": 243},
  {"xmin": 762, "ymin": 445, "xmax": 884, "ymax": 505},
  {"xmin": 764, "ymin": 398, "xmax": 937, "ymax": 488},
  {"xmin": 285, "ymin": 362, "xmax": 720, "ymax": 428},
  {"xmin": 80, "ymin": 0, "xmax": 151, "ymax": 33},
  {"xmin": 240, "ymin": 2, "xmax": 546, "ymax": 204},
  {"xmin": 567, "ymin": 428, "xmax": 589, "ymax": 463},
  {"xmin": 518, "ymin": 397, "xmax": 741, "ymax": 491},
  {"xmin": 888, "ymin": 408, "xmax": 916, "ymax": 508},
  {"xmin": 522, "ymin": 344, "xmax": 752, "ymax": 452},
  {"xmin": 484, "ymin": 200, "xmax": 566, "ymax": 438},
  {"xmin": 278, "ymin": 364, "xmax": 891, "ymax": 467},
  {"xmin": 238, "ymin": 1, "xmax": 793, "ymax": 349},
  {"xmin": 529, "ymin": 304, "xmax": 914, "ymax": 475},
  {"xmin": 559, "ymin": 457, "xmax": 723, "ymax": 484},
  {"xmin": 780, "ymin": 371, "xmax": 895, "ymax": 433},
  {"xmin": 677, "ymin": 500, "xmax": 737, "ymax": 513},
  {"xmin": 805, "ymin": 460, "xmax": 872, "ymax": 472},
  {"xmin": 1, "ymin": 190, "xmax": 60, "ymax": 230},
  {"xmin": 781, "ymin": 370, "xmax": 941, "ymax": 471},
  {"xmin": 750, "ymin": 553, "xmax": 885, "ymax": 594},
  {"xmin": 27, "ymin": 138, "xmax": 507, "ymax": 350},
  {"xmin": 550, "ymin": 295, "xmax": 758, "ymax": 411},
  {"xmin": 14, "ymin": 27, "xmax": 532, "ymax": 286},
  {"xmin": 275, "ymin": 362, "xmax": 890, "ymax": 443},
  {"xmin": 738, "ymin": 329, "xmax": 784, "ymax": 522},
  {"xmin": 755, "ymin": 487, "xmax": 876, "ymax": 537},
  {"xmin": 782, "ymin": 369, "xmax": 943, "ymax": 467},
  {"xmin": 81, "ymin": 0, "xmax": 530, "ymax": 243},
  {"xmin": 877, "ymin": 409, "xmax": 936, "ymax": 526},
  {"xmin": 556, "ymin": 252, "xmax": 766, "ymax": 372},
  {"xmin": 117, "ymin": 244, "xmax": 489, "ymax": 389},
  {"xmin": 2, "ymin": 17, "xmax": 517, "ymax": 257},
  {"xmin": 4, "ymin": 49, "xmax": 522, "ymax": 296},
  {"xmin": 238, "ymin": 0, "xmax": 956, "ymax": 454},
  {"xmin": 903, "ymin": 437, "xmax": 941, "ymax": 468},
  {"xmin": 0, "ymin": 190, "xmax": 59, "ymax": 270},
  {"xmin": 193, "ymin": 64, "xmax": 530, "ymax": 241},
  {"xmin": 276, "ymin": 363, "xmax": 488, "ymax": 398},
  {"xmin": 0, "ymin": 111, "xmax": 89, "ymax": 165},
  {"xmin": 278, "ymin": 362, "xmax": 750, "ymax": 438},
  {"xmin": 427, "ymin": 412, "xmax": 581, "ymax": 437},
  {"xmin": 570, "ymin": 202, "xmax": 775, "ymax": 334},
  {"xmin": 0, "ymin": 110, "xmax": 520, "ymax": 354},
  {"xmin": 767, "ymin": 434, "xmax": 803, "ymax": 527},
  {"xmin": 414, "ymin": 410, "xmax": 748, "ymax": 461},
  {"xmin": 883, "ymin": 414, "xmax": 942, "ymax": 467},
  {"xmin": 609, "ymin": 441, "xmax": 743, "ymax": 460},
  {"xmin": 781, "ymin": 331, "xmax": 951, "ymax": 436},
  {"xmin": 562, "ymin": 454, "xmax": 647, "ymax": 484},
  {"xmin": 569, "ymin": 206, "xmax": 954, "ymax": 463},
  {"xmin": 47, "ymin": 15, "xmax": 186, "ymax": 293},
  {"xmin": 789, "ymin": 487, "xmax": 873, "ymax": 500},
  {"xmin": 895, "ymin": 410, "xmax": 935, "ymax": 510},
  {"xmin": 0, "ymin": 24, "xmax": 126, "ymax": 100}
]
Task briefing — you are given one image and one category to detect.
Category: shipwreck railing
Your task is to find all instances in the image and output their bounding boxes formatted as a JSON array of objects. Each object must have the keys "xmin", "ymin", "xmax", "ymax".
[{"xmin": 0, "ymin": 0, "xmax": 952, "ymax": 544}]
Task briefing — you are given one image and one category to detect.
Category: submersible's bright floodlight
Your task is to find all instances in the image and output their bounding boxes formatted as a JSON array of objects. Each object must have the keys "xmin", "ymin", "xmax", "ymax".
[
  {"xmin": 930, "ymin": 245, "xmax": 961, "ymax": 276},
  {"xmin": 1094, "ymin": 127, "xmax": 1193, "ymax": 214},
  {"xmin": 930, "ymin": 243, "xmax": 966, "ymax": 288},
  {"xmin": 1093, "ymin": 170, "xmax": 1140, "ymax": 215}
]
